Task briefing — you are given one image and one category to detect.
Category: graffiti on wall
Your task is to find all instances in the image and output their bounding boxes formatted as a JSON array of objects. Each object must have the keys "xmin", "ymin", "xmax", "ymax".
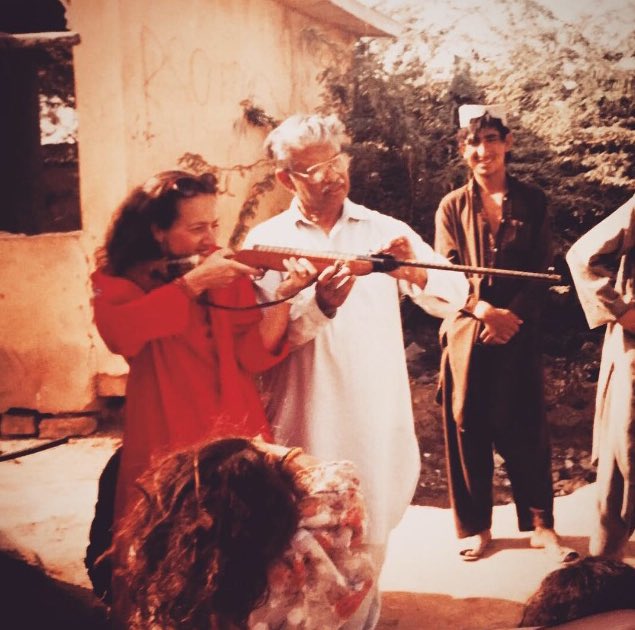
[{"xmin": 138, "ymin": 26, "xmax": 217, "ymax": 144}]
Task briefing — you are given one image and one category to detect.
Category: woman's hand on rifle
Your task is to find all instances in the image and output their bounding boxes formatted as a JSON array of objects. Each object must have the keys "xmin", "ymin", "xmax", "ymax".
[
  {"xmin": 275, "ymin": 257, "xmax": 319, "ymax": 300},
  {"xmin": 182, "ymin": 248, "xmax": 261, "ymax": 294},
  {"xmin": 260, "ymin": 257, "xmax": 319, "ymax": 351}
]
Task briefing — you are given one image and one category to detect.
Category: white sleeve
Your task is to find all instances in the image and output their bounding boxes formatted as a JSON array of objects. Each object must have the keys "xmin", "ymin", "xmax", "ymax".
[
  {"xmin": 566, "ymin": 195, "xmax": 635, "ymax": 328},
  {"xmin": 397, "ymin": 226, "xmax": 469, "ymax": 320}
]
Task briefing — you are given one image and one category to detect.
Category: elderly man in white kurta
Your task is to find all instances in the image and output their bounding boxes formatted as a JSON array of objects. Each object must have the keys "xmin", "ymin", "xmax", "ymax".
[
  {"xmin": 243, "ymin": 114, "xmax": 468, "ymax": 629},
  {"xmin": 566, "ymin": 194, "xmax": 635, "ymax": 560}
]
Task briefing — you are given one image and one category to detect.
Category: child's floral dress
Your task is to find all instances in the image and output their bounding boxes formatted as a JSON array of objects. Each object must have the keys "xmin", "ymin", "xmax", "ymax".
[{"xmin": 249, "ymin": 461, "xmax": 376, "ymax": 629}]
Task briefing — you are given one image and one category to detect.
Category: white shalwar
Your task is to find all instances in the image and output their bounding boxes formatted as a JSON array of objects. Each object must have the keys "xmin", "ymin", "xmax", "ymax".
[{"xmin": 244, "ymin": 198, "xmax": 469, "ymax": 546}]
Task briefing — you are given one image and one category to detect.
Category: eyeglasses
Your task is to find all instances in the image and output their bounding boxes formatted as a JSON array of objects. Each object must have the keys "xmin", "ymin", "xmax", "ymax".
[
  {"xmin": 170, "ymin": 172, "xmax": 218, "ymax": 197},
  {"xmin": 288, "ymin": 152, "xmax": 351, "ymax": 184}
]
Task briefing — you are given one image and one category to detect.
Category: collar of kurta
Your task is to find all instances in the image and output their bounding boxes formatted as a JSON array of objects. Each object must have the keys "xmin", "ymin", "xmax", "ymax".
[
  {"xmin": 289, "ymin": 197, "xmax": 372, "ymax": 227},
  {"xmin": 466, "ymin": 173, "xmax": 522, "ymax": 198}
]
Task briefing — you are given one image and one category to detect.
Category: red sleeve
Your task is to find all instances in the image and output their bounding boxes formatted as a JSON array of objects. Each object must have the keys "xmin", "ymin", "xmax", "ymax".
[
  {"xmin": 211, "ymin": 277, "xmax": 289, "ymax": 373},
  {"xmin": 91, "ymin": 269, "xmax": 191, "ymax": 358},
  {"xmin": 236, "ymin": 326, "xmax": 289, "ymax": 373}
]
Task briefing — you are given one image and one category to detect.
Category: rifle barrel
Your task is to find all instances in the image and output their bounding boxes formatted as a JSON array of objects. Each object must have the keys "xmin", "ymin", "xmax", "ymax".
[
  {"xmin": 392, "ymin": 259, "xmax": 562, "ymax": 282},
  {"xmin": 236, "ymin": 246, "xmax": 561, "ymax": 282}
]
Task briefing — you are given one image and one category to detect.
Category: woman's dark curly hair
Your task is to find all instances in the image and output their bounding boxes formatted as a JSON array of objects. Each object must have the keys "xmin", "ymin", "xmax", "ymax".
[
  {"xmin": 97, "ymin": 170, "xmax": 218, "ymax": 276},
  {"xmin": 114, "ymin": 438, "xmax": 299, "ymax": 630},
  {"xmin": 519, "ymin": 556, "xmax": 635, "ymax": 627}
]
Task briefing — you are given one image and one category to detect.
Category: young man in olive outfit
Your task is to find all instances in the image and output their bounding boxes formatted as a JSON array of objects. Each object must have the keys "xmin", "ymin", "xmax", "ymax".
[{"xmin": 435, "ymin": 104, "xmax": 578, "ymax": 563}]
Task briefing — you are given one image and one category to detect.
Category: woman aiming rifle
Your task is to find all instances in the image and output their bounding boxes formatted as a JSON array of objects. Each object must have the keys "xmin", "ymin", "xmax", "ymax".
[{"xmin": 89, "ymin": 170, "xmax": 316, "ymax": 624}]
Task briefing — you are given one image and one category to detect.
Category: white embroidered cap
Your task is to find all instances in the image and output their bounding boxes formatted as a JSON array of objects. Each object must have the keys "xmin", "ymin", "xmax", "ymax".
[{"xmin": 458, "ymin": 104, "xmax": 508, "ymax": 128}]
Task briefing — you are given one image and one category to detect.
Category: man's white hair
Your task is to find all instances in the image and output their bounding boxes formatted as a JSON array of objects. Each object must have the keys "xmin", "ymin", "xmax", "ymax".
[{"xmin": 265, "ymin": 114, "xmax": 346, "ymax": 166}]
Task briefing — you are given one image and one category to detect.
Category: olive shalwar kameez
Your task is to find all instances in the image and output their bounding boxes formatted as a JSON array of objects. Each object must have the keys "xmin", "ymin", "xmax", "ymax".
[{"xmin": 435, "ymin": 175, "xmax": 556, "ymax": 538}]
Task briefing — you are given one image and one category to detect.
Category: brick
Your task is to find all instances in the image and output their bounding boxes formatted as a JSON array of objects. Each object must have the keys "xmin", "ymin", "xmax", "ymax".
[
  {"xmin": 1, "ymin": 413, "xmax": 38, "ymax": 437},
  {"xmin": 38, "ymin": 416, "xmax": 98, "ymax": 439}
]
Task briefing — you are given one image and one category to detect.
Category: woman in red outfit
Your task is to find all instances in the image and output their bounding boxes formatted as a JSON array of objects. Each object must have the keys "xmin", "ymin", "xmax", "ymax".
[{"xmin": 90, "ymin": 170, "xmax": 314, "ymax": 620}]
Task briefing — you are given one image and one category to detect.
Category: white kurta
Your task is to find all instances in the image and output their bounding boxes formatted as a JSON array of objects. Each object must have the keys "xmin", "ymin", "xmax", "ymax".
[
  {"xmin": 566, "ymin": 195, "xmax": 635, "ymax": 462},
  {"xmin": 566, "ymin": 194, "xmax": 635, "ymax": 557},
  {"xmin": 244, "ymin": 199, "xmax": 468, "ymax": 545}
]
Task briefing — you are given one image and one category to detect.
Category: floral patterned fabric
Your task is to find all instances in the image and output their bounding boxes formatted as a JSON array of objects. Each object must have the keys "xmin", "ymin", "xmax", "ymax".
[{"xmin": 249, "ymin": 461, "xmax": 376, "ymax": 629}]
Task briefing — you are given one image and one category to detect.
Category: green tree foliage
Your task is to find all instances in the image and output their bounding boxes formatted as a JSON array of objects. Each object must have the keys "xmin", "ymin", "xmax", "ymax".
[
  {"xmin": 320, "ymin": 0, "xmax": 634, "ymax": 257},
  {"xmin": 320, "ymin": 43, "xmax": 469, "ymax": 245},
  {"xmin": 319, "ymin": 4, "xmax": 634, "ymax": 352}
]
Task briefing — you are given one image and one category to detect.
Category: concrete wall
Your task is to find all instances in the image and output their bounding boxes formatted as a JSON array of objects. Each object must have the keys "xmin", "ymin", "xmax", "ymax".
[{"xmin": 0, "ymin": 0, "xmax": 353, "ymax": 413}]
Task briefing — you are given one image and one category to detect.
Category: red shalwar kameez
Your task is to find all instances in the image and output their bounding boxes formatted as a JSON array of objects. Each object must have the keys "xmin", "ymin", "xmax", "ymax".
[{"xmin": 91, "ymin": 269, "xmax": 288, "ymax": 521}]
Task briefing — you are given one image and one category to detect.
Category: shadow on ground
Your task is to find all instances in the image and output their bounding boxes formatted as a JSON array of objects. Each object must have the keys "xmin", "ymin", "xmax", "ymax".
[
  {"xmin": 0, "ymin": 549, "xmax": 108, "ymax": 630},
  {"xmin": 379, "ymin": 591, "xmax": 522, "ymax": 630}
]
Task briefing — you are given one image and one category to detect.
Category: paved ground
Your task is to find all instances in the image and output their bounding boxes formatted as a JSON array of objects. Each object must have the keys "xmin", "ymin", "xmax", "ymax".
[
  {"xmin": 378, "ymin": 486, "xmax": 635, "ymax": 629},
  {"xmin": 0, "ymin": 436, "xmax": 633, "ymax": 629}
]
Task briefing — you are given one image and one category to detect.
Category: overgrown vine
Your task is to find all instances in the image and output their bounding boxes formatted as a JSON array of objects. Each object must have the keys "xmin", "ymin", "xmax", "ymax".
[{"xmin": 177, "ymin": 100, "xmax": 280, "ymax": 249}]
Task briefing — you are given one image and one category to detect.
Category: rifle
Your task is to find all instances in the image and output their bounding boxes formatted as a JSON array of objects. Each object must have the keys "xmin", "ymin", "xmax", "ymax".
[
  {"xmin": 233, "ymin": 245, "xmax": 562, "ymax": 283},
  {"xmin": 129, "ymin": 246, "xmax": 561, "ymax": 309}
]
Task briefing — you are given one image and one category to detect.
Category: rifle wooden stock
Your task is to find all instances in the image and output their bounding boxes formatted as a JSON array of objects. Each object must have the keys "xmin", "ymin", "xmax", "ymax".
[
  {"xmin": 234, "ymin": 247, "xmax": 375, "ymax": 276},
  {"xmin": 234, "ymin": 245, "xmax": 562, "ymax": 282}
]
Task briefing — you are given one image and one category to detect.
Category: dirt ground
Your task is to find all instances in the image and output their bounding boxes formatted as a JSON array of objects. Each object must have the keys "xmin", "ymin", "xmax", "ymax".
[
  {"xmin": 3, "ymin": 436, "xmax": 630, "ymax": 630},
  {"xmin": 0, "ymin": 323, "xmax": 605, "ymax": 630},
  {"xmin": 405, "ymin": 323, "xmax": 599, "ymax": 509}
]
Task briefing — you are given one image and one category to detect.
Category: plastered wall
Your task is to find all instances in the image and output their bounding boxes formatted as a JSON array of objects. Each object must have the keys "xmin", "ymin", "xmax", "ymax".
[{"xmin": 0, "ymin": 0, "xmax": 353, "ymax": 412}]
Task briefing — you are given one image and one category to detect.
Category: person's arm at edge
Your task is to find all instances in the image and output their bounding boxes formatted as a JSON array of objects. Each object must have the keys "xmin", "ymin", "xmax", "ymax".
[{"xmin": 566, "ymin": 195, "xmax": 635, "ymax": 329}]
